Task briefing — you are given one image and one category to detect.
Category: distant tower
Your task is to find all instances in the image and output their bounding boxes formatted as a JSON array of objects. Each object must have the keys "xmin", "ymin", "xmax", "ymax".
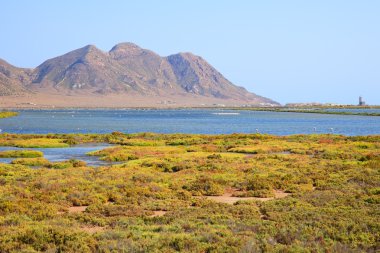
[{"xmin": 359, "ymin": 96, "xmax": 366, "ymax": 106}]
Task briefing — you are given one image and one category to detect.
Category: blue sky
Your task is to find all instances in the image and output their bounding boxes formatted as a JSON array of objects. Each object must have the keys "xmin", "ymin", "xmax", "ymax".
[{"xmin": 1, "ymin": 1, "xmax": 379, "ymax": 105}]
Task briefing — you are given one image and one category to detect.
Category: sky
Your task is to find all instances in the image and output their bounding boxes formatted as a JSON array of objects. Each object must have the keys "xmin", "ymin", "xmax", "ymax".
[{"xmin": 1, "ymin": 1, "xmax": 379, "ymax": 105}]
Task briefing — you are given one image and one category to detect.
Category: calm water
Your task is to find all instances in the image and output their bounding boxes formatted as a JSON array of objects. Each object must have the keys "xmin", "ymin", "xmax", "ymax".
[
  {"xmin": 0, "ymin": 144, "xmax": 114, "ymax": 166},
  {"xmin": 324, "ymin": 108, "xmax": 380, "ymax": 114},
  {"xmin": 0, "ymin": 109, "xmax": 379, "ymax": 136}
]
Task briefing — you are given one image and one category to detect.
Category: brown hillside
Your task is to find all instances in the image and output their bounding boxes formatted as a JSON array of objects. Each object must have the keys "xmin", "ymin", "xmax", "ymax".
[{"xmin": 0, "ymin": 43, "xmax": 279, "ymax": 107}]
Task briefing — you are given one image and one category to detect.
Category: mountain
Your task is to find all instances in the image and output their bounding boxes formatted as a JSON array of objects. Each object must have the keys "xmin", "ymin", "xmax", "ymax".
[
  {"xmin": 167, "ymin": 52, "xmax": 254, "ymax": 100},
  {"xmin": 0, "ymin": 43, "xmax": 279, "ymax": 107},
  {"xmin": 0, "ymin": 59, "xmax": 31, "ymax": 96}
]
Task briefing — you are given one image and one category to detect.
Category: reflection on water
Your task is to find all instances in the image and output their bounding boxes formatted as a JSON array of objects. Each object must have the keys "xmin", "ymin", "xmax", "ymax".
[{"xmin": 0, "ymin": 144, "xmax": 114, "ymax": 167}]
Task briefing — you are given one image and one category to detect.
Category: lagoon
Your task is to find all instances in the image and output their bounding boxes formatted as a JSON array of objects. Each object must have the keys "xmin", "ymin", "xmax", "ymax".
[
  {"xmin": 0, "ymin": 144, "xmax": 113, "ymax": 167},
  {"xmin": 0, "ymin": 109, "xmax": 379, "ymax": 136}
]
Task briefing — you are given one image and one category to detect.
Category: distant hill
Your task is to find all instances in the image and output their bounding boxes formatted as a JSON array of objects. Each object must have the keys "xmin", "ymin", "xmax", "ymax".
[{"xmin": 0, "ymin": 43, "xmax": 279, "ymax": 107}]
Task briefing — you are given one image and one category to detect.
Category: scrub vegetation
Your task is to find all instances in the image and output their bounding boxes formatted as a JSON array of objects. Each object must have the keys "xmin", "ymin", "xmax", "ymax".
[
  {"xmin": 0, "ymin": 150, "xmax": 43, "ymax": 158},
  {"xmin": 0, "ymin": 132, "xmax": 378, "ymax": 252},
  {"xmin": 0, "ymin": 111, "xmax": 18, "ymax": 118}
]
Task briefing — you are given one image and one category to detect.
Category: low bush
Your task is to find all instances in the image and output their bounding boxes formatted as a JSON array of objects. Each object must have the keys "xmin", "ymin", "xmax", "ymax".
[{"xmin": 0, "ymin": 150, "xmax": 43, "ymax": 158}]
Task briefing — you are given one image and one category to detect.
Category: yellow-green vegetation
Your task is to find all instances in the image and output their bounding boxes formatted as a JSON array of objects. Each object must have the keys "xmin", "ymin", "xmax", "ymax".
[
  {"xmin": 0, "ymin": 150, "xmax": 43, "ymax": 158},
  {"xmin": 230, "ymin": 106, "xmax": 380, "ymax": 116},
  {"xmin": 0, "ymin": 111, "xmax": 18, "ymax": 118},
  {"xmin": 10, "ymin": 158, "xmax": 86, "ymax": 169},
  {"xmin": 0, "ymin": 132, "xmax": 379, "ymax": 252},
  {"xmin": 0, "ymin": 137, "xmax": 69, "ymax": 148},
  {"xmin": 0, "ymin": 133, "xmax": 111, "ymax": 148}
]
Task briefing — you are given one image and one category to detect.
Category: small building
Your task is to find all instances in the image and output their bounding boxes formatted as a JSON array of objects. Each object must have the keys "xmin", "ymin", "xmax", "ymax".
[{"xmin": 358, "ymin": 96, "xmax": 366, "ymax": 106}]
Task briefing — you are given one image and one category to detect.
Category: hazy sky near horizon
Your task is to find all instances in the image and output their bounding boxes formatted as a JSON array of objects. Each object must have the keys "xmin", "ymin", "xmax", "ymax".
[{"xmin": 1, "ymin": 1, "xmax": 379, "ymax": 105}]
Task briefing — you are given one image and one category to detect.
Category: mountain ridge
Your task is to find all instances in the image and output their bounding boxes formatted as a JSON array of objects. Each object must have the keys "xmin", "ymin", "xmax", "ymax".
[{"xmin": 0, "ymin": 43, "xmax": 279, "ymax": 107}]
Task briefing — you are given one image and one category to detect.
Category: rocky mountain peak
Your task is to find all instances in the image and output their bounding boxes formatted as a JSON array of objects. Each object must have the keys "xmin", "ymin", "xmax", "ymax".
[
  {"xmin": 109, "ymin": 42, "xmax": 146, "ymax": 58},
  {"xmin": 110, "ymin": 42, "xmax": 141, "ymax": 51},
  {"xmin": 0, "ymin": 42, "xmax": 279, "ymax": 106}
]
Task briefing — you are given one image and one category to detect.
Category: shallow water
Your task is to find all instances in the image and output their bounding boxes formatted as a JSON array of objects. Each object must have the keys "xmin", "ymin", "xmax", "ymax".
[
  {"xmin": 0, "ymin": 109, "xmax": 379, "ymax": 135},
  {"xmin": 324, "ymin": 108, "xmax": 380, "ymax": 114},
  {"xmin": 0, "ymin": 144, "xmax": 113, "ymax": 166}
]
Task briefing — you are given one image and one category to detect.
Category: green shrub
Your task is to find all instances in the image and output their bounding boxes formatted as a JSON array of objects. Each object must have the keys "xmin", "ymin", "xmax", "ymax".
[
  {"xmin": 245, "ymin": 175, "xmax": 272, "ymax": 191},
  {"xmin": 186, "ymin": 175, "xmax": 225, "ymax": 196},
  {"xmin": 0, "ymin": 150, "xmax": 43, "ymax": 158},
  {"xmin": 11, "ymin": 157, "xmax": 50, "ymax": 166}
]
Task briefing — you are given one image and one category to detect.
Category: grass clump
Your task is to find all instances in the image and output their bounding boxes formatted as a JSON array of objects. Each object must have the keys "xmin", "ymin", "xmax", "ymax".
[
  {"xmin": 0, "ymin": 150, "xmax": 43, "ymax": 158},
  {"xmin": 11, "ymin": 157, "xmax": 50, "ymax": 166}
]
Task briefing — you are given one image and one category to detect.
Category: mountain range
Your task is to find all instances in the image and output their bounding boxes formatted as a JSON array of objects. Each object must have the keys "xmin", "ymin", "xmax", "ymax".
[{"xmin": 0, "ymin": 43, "xmax": 279, "ymax": 107}]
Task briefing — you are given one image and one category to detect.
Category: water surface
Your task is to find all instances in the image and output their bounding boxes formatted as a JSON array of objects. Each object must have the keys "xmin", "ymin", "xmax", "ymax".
[
  {"xmin": 0, "ymin": 144, "xmax": 113, "ymax": 166},
  {"xmin": 0, "ymin": 109, "xmax": 379, "ymax": 136}
]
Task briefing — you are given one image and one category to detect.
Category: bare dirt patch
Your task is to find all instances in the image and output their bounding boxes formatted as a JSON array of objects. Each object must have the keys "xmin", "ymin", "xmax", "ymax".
[
  {"xmin": 149, "ymin": 211, "xmax": 167, "ymax": 217},
  {"xmin": 68, "ymin": 206, "xmax": 88, "ymax": 213},
  {"xmin": 201, "ymin": 190, "xmax": 290, "ymax": 204}
]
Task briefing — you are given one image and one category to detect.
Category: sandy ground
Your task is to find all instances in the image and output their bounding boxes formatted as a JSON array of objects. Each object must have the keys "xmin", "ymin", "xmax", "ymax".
[
  {"xmin": 200, "ymin": 190, "xmax": 290, "ymax": 204},
  {"xmin": 67, "ymin": 206, "xmax": 88, "ymax": 213},
  {"xmin": 149, "ymin": 211, "xmax": 168, "ymax": 217},
  {"xmin": 0, "ymin": 93, "xmax": 261, "ymax": 108}
]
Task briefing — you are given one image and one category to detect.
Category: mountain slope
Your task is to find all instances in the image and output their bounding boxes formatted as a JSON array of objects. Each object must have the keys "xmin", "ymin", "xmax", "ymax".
[
  {"xmin": 166, "ymin": 52, "xmax": 265, "ymax": 101},
  {"xmin": 31, "ymin": 45, "xmax": 135, "ymax": 94},
  {"xmin": 0, "ymin": 43, "xmax": 279, "ymax": 106},
  {"xmin": 0, "ymin": 59, "xmax": 31, "ymax": 96},
  {"xmin": 109, "ymin": 43, "xmax": 179, "ymax": 91}
]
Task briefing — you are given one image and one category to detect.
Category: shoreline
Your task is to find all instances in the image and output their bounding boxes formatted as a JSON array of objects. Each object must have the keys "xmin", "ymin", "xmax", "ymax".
[
  {"xmin": 229, "ymin": 107, "xmax": 380, "ymax": 116},
  {"xmin": 0, "ymin": 132, "xmax": 379, "ymax": 138},
  {"xmin": 4, "ymin": 106, "xmax": 380, "ymax": 117}
]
